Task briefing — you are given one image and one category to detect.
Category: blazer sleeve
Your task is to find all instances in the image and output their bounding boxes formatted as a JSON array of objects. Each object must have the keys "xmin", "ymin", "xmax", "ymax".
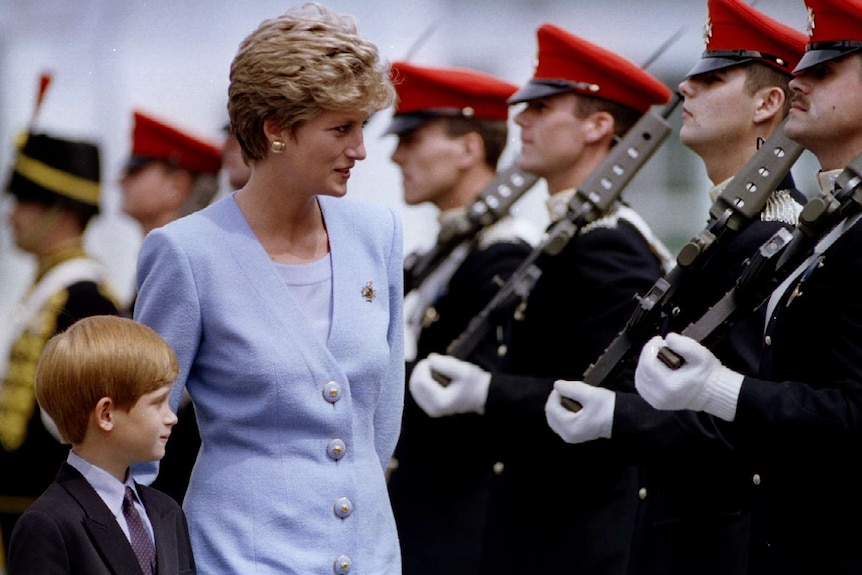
[
  {"xmin": 134, "ymin": 228, "xmax": 203, "ymax": 410},
  {"xmin": 132, "ymin": 228, "xmax": 203, "ymax": 483},
  {"xmin": 374, "ymin": 207, "xmax": 405, "ymax": 469}
]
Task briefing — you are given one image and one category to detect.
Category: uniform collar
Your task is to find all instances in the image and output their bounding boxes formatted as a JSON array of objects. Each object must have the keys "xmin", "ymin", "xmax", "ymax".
[
  {"xmin": 437, "ymin": 206, "xmax": 469, "ymax": 241},
  {"xmin": 36, "ymin": 243, "xmax": 87, "ymax": 282},
  {"xmin": 817, "ymin": 168, "xmax": 843, "ymax": 193},
  {"xmin": 545, "ymin": 188, "xmax": 577, "ymax": 223},
  {"xmin": 708, "ymin": 176, "xmax": 733, "ymax": 204}
]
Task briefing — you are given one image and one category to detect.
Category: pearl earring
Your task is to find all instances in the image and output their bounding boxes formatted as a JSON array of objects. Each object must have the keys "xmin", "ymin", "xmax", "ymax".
[{"xmin": 271, "ymin": 139, "xmax": 285, "ymax": 153}]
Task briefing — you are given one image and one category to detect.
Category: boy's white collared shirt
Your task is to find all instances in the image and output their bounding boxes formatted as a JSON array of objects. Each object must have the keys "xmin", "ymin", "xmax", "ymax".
[{"xmin": 67, "ymin": 449, "xmax": 155, "ymax": 544}]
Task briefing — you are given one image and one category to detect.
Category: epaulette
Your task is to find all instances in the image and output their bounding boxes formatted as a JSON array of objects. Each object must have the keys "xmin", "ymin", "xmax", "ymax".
[{"xmin": 761, "ymin": 188, "xmax": 803, "ymax": 226}]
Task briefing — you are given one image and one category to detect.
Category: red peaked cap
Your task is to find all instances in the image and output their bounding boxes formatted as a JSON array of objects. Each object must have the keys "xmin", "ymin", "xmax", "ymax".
[
  {"xmin": 795, "ymin": 0, "xmax": 862, "ymax": 72},
  {"xmin": 384, "ymin": 61, "xmax": 518, "ymax": 136},
  {"xmin": 687, "ymin": 0, "xmax": 807, "ymax": 77},
  {"xmin": 508, "ymin": 24, "xmax": 671, "ymax": 113},
  {"xmin": 126, "ymin": 110, "xmax": 221, "ymax": 174}
]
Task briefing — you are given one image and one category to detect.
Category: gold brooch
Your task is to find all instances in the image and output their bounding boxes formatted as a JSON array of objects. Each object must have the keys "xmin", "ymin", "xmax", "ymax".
[{"xmin": 361, "ymin": 281, "xmax": 376, "ymax": 303}]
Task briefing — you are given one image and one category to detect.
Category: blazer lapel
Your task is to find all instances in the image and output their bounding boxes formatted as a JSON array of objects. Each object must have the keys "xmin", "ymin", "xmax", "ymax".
[
  {"xmin": 58, "ymin": 464, "xmax": 143, "ymax": 575},
  {"xmin": 215, "ymin": 196, "xmax": 342, "ymax": 371}
]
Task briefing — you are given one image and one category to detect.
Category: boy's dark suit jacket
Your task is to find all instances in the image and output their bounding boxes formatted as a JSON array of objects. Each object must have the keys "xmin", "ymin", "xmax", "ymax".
[{"xmin": 7, "ymin": 463, "xmax": 195, "ymax": 575}]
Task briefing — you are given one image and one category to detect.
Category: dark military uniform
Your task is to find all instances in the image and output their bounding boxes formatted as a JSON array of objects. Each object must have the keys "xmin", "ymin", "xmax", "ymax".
[
  {"xmin": 734, "ymin": 204, "xmax": 862, "ymax": 575},
  {"xmin": 383, "ymin": 60, "xmax": 538, "ymax": 575},
  {"xmin": 390, "ymin": 223, "xmax": 533, "ymax": 575},
  {"xmin": 552, "ymin": 2, "xmax": 814, "ymax": 570},
  {"xmin": 613, "ymin": 180, "xmax": 806, "ymax": 575},
  {"xmin": 482, "ymin": 204, "xmax": 670, "ymax": 575}
]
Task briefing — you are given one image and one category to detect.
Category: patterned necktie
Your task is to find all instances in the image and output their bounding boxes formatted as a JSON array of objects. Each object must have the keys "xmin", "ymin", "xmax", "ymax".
[{"xmin": 123, "ymin": 486, "xmax": 156, "ymax": 574}]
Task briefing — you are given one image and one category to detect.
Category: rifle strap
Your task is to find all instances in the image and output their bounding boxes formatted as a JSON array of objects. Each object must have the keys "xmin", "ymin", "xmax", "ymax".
[{"xmin": 764, "ymin": 210, "xmax": 862, "ymax": 328}]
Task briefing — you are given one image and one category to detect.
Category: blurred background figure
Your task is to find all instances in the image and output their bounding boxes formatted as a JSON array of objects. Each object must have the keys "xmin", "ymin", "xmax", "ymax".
[
  {"xmin": 385, "ymin": 61, "xmax": 539, "ymax": 575},
  {"xmin": 0, "ymin": 131, "xmax": 120, "ymax": 562},
  {"xmin": 120, "ymin": 110, "xmax": 222, "ymax": 240},
  {"xmin": 221, "ymin": 122, "xmax": 252, "ymax": 192}
]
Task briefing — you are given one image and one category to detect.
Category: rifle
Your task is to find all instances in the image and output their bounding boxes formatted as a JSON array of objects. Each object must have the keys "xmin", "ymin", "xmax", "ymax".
[
  {"xmin": 556, "ymin": 121, "xmax": 804, "ymax": 411},
  {"xmin": 432, "ymin": 94, "xmax": 682, "ymax": 385},
  {"xmin": 403, "ymin": 165, "xmax": 539, "ymax": 293},
  {"xmin": 657, "ymin": 152, "xmax": 862, "ymax": 369}
]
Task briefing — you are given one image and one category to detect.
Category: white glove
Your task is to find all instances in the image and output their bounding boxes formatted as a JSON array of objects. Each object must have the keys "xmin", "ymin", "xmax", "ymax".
[
  {"xmin": 635, "ymin": 333, "xmax": 743, "ymax": 421},
  {"xmin": 545, "ymin": 380, "xmax": 615, "ymax": 444},
  {"xmin": 409, "ymin": 353, "xmax": 491, "ymax": 417}
]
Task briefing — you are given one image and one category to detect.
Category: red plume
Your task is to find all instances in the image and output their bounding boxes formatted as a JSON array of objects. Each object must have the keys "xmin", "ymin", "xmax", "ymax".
[{"xmin": 31, "ymin": 70, "xmax": 53, "ymax": 125}]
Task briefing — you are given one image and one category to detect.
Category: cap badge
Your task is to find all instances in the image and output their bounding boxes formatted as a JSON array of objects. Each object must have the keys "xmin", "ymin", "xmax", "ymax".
[
  {"xmin": 703, "ymin": 15, "xmax": 713, "ymax": 46},
  {"xmin": 806, "ymin": 5, "xmax": 815, "ymax": 38},
  {"xmin": 361, "ymin": 281, "xmax": 376, "ymax": 303}
]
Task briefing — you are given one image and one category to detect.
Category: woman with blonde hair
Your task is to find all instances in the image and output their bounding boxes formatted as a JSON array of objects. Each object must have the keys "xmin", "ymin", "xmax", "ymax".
[{"xmin": 133, "ymin": 4, "xmax": 403, "ymax": 573}]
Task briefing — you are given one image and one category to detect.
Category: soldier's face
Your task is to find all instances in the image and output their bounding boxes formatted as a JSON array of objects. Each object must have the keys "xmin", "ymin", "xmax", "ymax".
[
  {"xmin": 120, "ymin": 162, "xmax": 186, "ymax": 232},
  {"xmin": 677, "ymin": 66, "xmax": 754, "ymax": 158},
  {"xmin": 786, "ymin": 54, "xmax": 862, "ymax": 170},
  {"xmin": 514, "ymin": 93, "xmax": 590, "ymax": 191},
  {"xmin": 8, "ymin": 199, "xmax": 58, "ymax": 254},
  {"xmin": 390, "ymin": 121, "xmax": 464, "ymax": 207}
]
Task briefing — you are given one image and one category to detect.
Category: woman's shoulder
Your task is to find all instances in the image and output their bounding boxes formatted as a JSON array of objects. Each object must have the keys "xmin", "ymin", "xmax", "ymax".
[
  {"xmin": 320, "ymin": 196, "xmax": 400, "ymax": 235},
  {"xmin": 148, "ymin": 194, "xmax": 240, "ymax": 243}
]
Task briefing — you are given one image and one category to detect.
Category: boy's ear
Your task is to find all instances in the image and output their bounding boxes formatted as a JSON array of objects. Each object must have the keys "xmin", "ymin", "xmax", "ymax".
[{"xmin": 94, "ymin": 397, "xmax": 115, "ymax": 432}]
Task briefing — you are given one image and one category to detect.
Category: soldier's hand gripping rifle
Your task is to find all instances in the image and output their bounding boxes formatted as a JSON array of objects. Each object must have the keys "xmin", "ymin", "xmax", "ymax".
[
  {"xmin": 656, "ymin": 152, "xmax": 862, "ymax": 370},
  {"xmin": 430, "ymin": 94, "xmax": 682, "ymax": 385},
  {"xmin": 557, "ymin": 121, "xmax": 804, "ymax": 412},
  {"xmin": 403, "ymin": 165, "xmax": 539, "ymax": 293}
]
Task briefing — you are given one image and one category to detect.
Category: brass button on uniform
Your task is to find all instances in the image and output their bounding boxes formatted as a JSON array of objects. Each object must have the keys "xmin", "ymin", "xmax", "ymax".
[
  {"xmin": 764, "ymin": 335, "xmax": 772, "ymax": 346},
  {"xmin": 752, "ymin": 473, "xmax": 762, "ymax": 486},
  {"xmin": 638, "ymin": 487, "xmax": 648, "ymax": 500},
  {"xmin": 492, "ymin": 462, "xmax": 505, "ymax": 475}
]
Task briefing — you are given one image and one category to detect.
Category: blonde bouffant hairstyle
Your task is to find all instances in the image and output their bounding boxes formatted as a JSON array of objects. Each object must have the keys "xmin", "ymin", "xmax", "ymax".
[
  {"xmin": 35, "ymin": 316, "xmax": 179, "ymax": 445},
  {"xmin": 228, "ymin": 3, "xmax": 396, "ymax": 162}
]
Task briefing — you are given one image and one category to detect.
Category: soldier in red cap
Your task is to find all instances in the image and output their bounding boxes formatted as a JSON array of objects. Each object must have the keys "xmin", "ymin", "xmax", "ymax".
[
  {"xmin": 120, "ymin": 110, "xmax": 222, "ymax": 236},
  {"xmin": 545, "ymin": 2, "xmax": 809, "ymax": 574},
  {"xmin": 408, "ymin": 24, "xmax": 674, "ymax": 575},
  {"xmin": 384, "ymin": 61, "xmax": 539, "ymax": 575},
  {"xmin": 0, "ymin": 132, "xmax": 120, "ymax": 558},
  {"xmin": 635, "ymin": 0, "xmax": 862, "ymax": 573}
]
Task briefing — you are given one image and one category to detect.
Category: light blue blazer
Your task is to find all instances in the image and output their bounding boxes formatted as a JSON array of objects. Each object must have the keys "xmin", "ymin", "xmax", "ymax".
[{"xmin": 134, "ymin": 193, "xmax": 404, "ymax": 575}]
